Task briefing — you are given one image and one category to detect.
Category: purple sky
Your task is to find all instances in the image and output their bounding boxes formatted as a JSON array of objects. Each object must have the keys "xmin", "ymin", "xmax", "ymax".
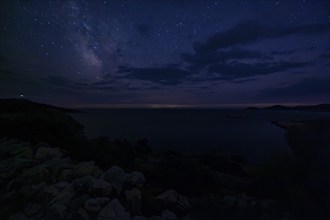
[{"xmin": 0, "ymin": 0, "xmax": 329, "ymax": 107}]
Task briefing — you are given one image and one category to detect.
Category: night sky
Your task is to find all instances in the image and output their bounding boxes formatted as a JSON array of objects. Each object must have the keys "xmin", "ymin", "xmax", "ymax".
[{"xmin": 0, "ymin": 0, "xmax": 329, "ymax": 108}]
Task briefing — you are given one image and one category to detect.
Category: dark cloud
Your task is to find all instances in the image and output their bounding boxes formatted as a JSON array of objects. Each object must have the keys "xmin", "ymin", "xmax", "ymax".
[
  {"xmin": 180, "ymin": 21, "xmax": 329, "ymax": 76},
  {"xmin": 113, "ymin": 59, "xmax": 308, "ymax": 86},
  {"xmin": 261, "ymin": 77, "xmax": 330, "ymax": 98},
  {"xmin": 231, "ymin": 78, "xmax": 257, "ymax": 84},
  {"xmin": 182, "ymin": 47, "xmax": 271, "ymax": 70},
  {"xmin": 177, "ymin": 21, "xmax": 327, "ymax": 83},
  {"xmin": 166, "ymin": 63, "xmax": 182, "ymax": 68},
  {"xmin": 270, "ymin": 50, "xmax": 297, "ymax": 55},
  {"xmin": 207, "ymin": 61, "xmax": 309, "ymax": 80},
  {"xmin": 117, "ymin": 66, "xmax": 191, "ymax": 85},
  {"xmin": 135, "ymin": 24, "xmax": 152, "ymax": 36},
  {"xmin": 192, "ymin": 21, "xmax": 330, "ymax": 55},
  {"xmin": 319, "ymin": 54, "xmax": 330, "ymax": 59}
]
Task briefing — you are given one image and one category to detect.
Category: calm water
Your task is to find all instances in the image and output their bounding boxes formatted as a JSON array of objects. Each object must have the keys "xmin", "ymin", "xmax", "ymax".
[{"xmin": 71, "ymin": 109, "xmax": 330, "ymax": 163}]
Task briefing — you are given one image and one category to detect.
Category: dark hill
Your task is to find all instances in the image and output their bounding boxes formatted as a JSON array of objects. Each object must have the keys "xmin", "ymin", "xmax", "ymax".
[
  {"xmin": 0, "ymin": 98, "xmax": 80, "ymax": 113},
  {"xmin": 246, "ymin": 103, "xmax": 330, "ymax": 112},
  {"xmin": 0, "ymin": 99, "xmax": 86, "ymax": 154}
]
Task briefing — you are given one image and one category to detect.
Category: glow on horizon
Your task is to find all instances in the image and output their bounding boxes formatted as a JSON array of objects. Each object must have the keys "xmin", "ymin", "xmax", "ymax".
[{"xmin": 67, "ymin": 102, "xmax": 325, "ymax": 109}]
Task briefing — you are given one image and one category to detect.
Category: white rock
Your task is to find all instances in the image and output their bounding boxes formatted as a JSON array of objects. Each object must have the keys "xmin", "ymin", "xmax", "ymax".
[
  {"xmin": 24, "ymin": 202, "xmax": 42, "ymax": 216},
  {"xmin": 148, "ymin": 216, "xmax": 166, "ymax": 220},
  {"xmin": 49, "ymin": 185, "xmax": 75, "ymax": 205},
  {"xmin": 156, "ymin": 189, "xmax": 178, "ymax": 203},
  {"xmin": 102, "ymin": 166, "xmax": 126, "ymax": 193},
  {"xmin": 8, "ymin": 213, "xmax": 30, "ymax": 220},
  {"xmin": 126, "ymin": 171, "xmax": 145, "ymax": 188},
  {"xmin": 125, "ymin": 188, "xmax": 142, "ymax": 214},
  {"xmin": 48, "ymin": 204, "xmax": 67, "ymax": 219},
  {"xmin": 161, "ymin": 209, "xmax": 178, "ymax": 220},
  {"xmin": 91, "ymin": 178, "xmax": 112, "ymax": 196},
  {"xmin": 74, "ymin": 161, "xmax": 99, "ymax": 177},
  {"xmin": 77, "ymin": 207, "xmax": 89, "ymax": 220},
  {"xmin": 84, "ymin": 197, "xmax": 110, "ymax": 212},
  {"xmin": 224, "ymin": 196, "xmax": 237, "ymax": 207},
  {"xmin": 156, "ymin": 189, "xmax": 191, "ymax": 210},
  {"xmin": 98, "ymin": 198, "xmax": 130, "ymax": 220},
  {"xmin": 84, "ymin": 198, "xmax": 101, "ymax": 212},
  {"xmin": 133, "ymin": 216, "xmax": 148, "ymax": 220},
  {"xmin": 35, "ymin": 147, "xmax": 63, "ymax": 161},
  {"xmin": 72, "ymin": 175, "xmax": 94, "ymax": 193}
]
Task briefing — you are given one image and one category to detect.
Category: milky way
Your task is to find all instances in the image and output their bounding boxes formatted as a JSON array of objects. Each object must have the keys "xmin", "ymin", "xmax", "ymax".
[{"xmin": 0, "ymin": 0, "xmax": 329, "ymax": 107}]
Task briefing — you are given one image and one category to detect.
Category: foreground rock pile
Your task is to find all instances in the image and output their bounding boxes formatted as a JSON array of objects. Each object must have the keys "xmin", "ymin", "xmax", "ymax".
[
  {"xmin": 0, "ymin": 138, "xmax": 291, "ymax": 220},
  {"xmin": 0, "ymin": 139, "xmax": 191, "ymax": 220}
]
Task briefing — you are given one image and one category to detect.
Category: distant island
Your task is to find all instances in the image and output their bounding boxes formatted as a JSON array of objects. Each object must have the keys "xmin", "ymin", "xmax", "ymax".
[{"xmin": 246, "ymin": 103, "xmax": 330, "ymax": 112}]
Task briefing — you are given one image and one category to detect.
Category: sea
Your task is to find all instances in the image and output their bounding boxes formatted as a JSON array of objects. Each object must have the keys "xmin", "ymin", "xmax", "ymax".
[{"xmin": 71, "ymin": 109, "xmax": 330, "ymax": 163}]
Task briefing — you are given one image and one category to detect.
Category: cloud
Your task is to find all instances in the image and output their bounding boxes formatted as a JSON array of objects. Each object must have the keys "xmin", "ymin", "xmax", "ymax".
[
  {"xmin": 192, "ymin": 21, "xmax": 330, "ymax": 55},
  {"xmin": 207, "ymin": 61, "xmax": 309, "ymax": 80},
  {"xmin": 181, "ymin": 47, "xmax": 271, "ymax": 70},
  {"xmin": 178, "ymin": 21, "xmax": 327, "ymax": 82},
  {"xmin": 319, "ymin": 53, "xmax": 330, "ymax": 59},
  {"xmin": 261, "ymin": 77, "xmax": 330, "ymax": 98},
  {"xmin": 117, "ymin": 66, "xmax": 191, "ymax": 85},
  {"xmin": 270, "ymin": 50, "xmax": 297, "ymax": 55}
]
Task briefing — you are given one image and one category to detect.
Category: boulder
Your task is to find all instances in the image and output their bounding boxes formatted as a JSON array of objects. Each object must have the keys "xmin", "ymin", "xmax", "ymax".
[
  {"xmin": 0, "ymin": 158, "xmax": 39, "ymax": 179},
  {"xmin": 8, "ymin": 213, "xmax": 30, "ymax": 220},
  {"xmin": 125, "ymin": 188, "xmax": 142, "ymax": 214},
  {"xmin": 126, "ymin": 171, "xmax": 145, "ymax": 188},
  {"xmin": 41, "ymin": 158, "xmax": 73, "ymax": 180},
  {"xmin": 55, "ymin": 181, "xmax": 71, "ymax": 191},
  {"xmin": 161, "ymin": 209, "xmax": 178, "ymax": 220},
  {"xmin": 148, "ymin": 216, "xmax": 166, "ymax": 220},
  {"xmin": 49, "ymin": 185, "xmax": 75, "ymax": 205},
  {"xmin": 223, "ymin": 196, "xmax": 237, "ymax": 207},
  {"xmin": 9, "ymin": 146, "xmax": 34, "ymax": 159},
  {"xmin": 84, "ymin": 198, "xmax": 102, "ymax": 212},
  {"xmin": 98, "ymin": 199, "xmax": 130, "ymax": 220},
  {"xmin": 156, "ymin": 190, "xmax": 179, "ymax": 203},
  {"xmin": 44, "ymin": 184, "xmax": 61, "ymax": 198},
  {"xmin": 77, "ymin": 207, "xmax": 89, "ymax": 220},
  {"xmin": 84, "ymin": 197, "xmax": 110, "ymax": 212},
  {"xmin": 68, "ymin": 194, "xmax": 90, "ymax": 211},
  {"xmin": 58, "ymin": 169, "xmax": 73, "ymax": 182},
  {"xmin": 133, "ymin": 216, "xmax": 148, "ymax": 220},
  {"xmin": 35, "ymin": 146, "xmax": 64, "ymax": 161},
  {"xmin": 19, "ymin": 184, "xmax": 43, "ymax": 197},
  {"xmin": 156, "ymin": 190, "xmax": 191, "ymax": 214},
  {"xmin": 91, "ymin": 178, "xmax": 112, "ymax": 196},
  {"xmin": 102, "ymin": 166, "xmax": 126, "ymax": 194},
  {"xmin": 73, "ymin": 161, "xmax": 100, "ymax": 177},
  {"xmin": 0, "ymin": 139, "xmax": 29, "ymax": 158},
  {"xmin": 47, "ymin": 204, "xmax": 67, "ymax": 219},
  {"xmin": 24, "ymin": 202, "xmax": 43, "ymax": 217},
  {"xmin": 15, "ymin": 163, "xmax": 50, "ymax": 185},
  {"xmin": 72, "ymin": 175, "xmax": 94, "ymax": 194},
  {"xmin": 35, "ymin": 142, "xmax": 51, "ymax": 149}
]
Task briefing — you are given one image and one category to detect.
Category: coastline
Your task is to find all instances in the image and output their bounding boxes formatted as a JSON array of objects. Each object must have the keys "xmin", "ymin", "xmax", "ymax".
[{"xmin": 1, "ymin": 99, "xmax": 330, "ymax": 219}]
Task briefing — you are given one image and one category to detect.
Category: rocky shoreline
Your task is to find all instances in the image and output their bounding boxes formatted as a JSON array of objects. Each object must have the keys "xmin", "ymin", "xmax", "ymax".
[
  {"xmin": 1, "ymin": 99, "xmax": 329, "ymax": 219},
  {"xmin": 0, "ymin": 138, "xmax": 287, "ymax": 220}
]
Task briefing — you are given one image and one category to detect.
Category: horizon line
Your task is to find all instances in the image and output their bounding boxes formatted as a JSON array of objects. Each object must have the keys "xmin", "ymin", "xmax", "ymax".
[{"xmin": 67, "ymin": 102, "xmax": 327, "ymax": 109}]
